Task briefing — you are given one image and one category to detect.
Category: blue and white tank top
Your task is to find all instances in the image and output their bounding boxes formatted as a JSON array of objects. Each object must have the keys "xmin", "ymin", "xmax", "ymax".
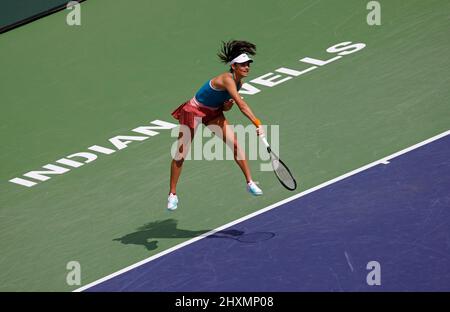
[{"xmin": 194, "ymin": 78, "xmax": 241, "ymax": 108}]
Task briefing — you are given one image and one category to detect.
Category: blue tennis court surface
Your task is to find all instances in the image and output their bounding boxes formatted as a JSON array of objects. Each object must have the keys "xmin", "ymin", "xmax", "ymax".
[{"xmin": 86, "ymin": 134, "xmax": 450, "ymax": 292}]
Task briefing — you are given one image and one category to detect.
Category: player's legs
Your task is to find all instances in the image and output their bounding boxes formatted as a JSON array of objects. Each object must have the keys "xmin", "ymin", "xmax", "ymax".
[
  {"xmin": 206, "ymin": 116, "xmax": 252, "ymax": 183},
  {"xmin": 169, "ymin": 125, "xmax": 196, "ymax": 195}
]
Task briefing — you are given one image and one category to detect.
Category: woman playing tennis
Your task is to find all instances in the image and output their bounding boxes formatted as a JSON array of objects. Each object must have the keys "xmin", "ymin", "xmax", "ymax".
[{"xmin": 168, "ymin": 40, "xmax": 264, "ymax": 210}]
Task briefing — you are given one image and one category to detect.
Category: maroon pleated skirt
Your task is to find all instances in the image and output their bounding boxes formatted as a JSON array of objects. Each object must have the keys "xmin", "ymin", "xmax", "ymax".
[{"xmin": 171, "ymin": 98, "xmax": 224, "ymax": 129}]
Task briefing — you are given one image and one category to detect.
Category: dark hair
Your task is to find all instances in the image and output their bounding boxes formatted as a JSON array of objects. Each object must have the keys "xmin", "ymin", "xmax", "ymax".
[{"xmin": 217, "ymin": 40, "xmax": 256, "ymax": 64}]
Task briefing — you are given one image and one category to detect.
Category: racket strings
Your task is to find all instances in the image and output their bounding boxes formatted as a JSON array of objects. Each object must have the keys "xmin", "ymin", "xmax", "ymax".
[{"xmin": 272, "ymin": 157, "xmax": 296, "ymax": 190}]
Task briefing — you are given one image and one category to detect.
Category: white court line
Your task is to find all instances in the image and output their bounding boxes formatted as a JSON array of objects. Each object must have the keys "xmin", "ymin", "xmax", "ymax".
[{"xmin": 74, "ymin": 129, "xmax": 450, "ymax": 292}]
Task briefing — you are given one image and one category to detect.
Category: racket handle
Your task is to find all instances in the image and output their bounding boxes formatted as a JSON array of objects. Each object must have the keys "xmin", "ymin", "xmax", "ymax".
[{"xmin": 260, "ymin": 135, "xmax": 270, "ymax": 148}]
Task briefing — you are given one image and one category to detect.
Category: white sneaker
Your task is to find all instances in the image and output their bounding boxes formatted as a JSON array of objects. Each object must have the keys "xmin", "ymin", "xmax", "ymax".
[
  {"xmin": 167, "ymin": 193, "xmax": 178, "ymax": 210},
  {"xmin": 247, "ymin": 181, "xmax": 263, "ymax": 196}
]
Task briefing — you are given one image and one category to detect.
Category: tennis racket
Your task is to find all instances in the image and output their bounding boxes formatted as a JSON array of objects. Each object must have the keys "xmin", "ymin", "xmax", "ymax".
[{"xmin": 260, "ymin": 134, "xmax": 297, "ymax": 191}]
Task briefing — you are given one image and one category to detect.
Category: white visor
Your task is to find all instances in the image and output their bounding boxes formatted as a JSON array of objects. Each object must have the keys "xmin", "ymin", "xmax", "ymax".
[{"xmin": 228, "ymin": 53, "xmax": 253, "ymax": 65}]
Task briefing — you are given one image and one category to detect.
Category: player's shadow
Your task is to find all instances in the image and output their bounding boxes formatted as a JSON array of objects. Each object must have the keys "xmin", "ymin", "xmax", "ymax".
[
  {"xmin": 113, "ymin": 219, "xmax": 211, "ymax": 251},
  {"xmin": 113, "ymin": 219, "xmax": 276, "ymax": 251}
]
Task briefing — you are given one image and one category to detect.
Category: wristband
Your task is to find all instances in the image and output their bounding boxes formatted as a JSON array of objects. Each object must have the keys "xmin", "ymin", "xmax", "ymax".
[{"xmin": 253, "ymin": 118, "xmax": 261, "ymax": 127}]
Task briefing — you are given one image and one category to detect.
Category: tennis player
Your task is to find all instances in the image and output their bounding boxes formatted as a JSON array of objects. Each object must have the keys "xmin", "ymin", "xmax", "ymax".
[{"xmin": 168, "ymin": 40, "xmax": 264, "ymax": 210}]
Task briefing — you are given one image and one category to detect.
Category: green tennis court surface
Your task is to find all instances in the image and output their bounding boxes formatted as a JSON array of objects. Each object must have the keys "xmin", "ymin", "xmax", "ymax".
[{"xmin": 1, "ymin": 0, "xmax": 449, "ymax": 291}]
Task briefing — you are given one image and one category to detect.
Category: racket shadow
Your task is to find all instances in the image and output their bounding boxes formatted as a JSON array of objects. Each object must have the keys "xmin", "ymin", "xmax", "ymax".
[{"xmin": 207, "ymin": 229, "xmax": 276, "ymax": 243}]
